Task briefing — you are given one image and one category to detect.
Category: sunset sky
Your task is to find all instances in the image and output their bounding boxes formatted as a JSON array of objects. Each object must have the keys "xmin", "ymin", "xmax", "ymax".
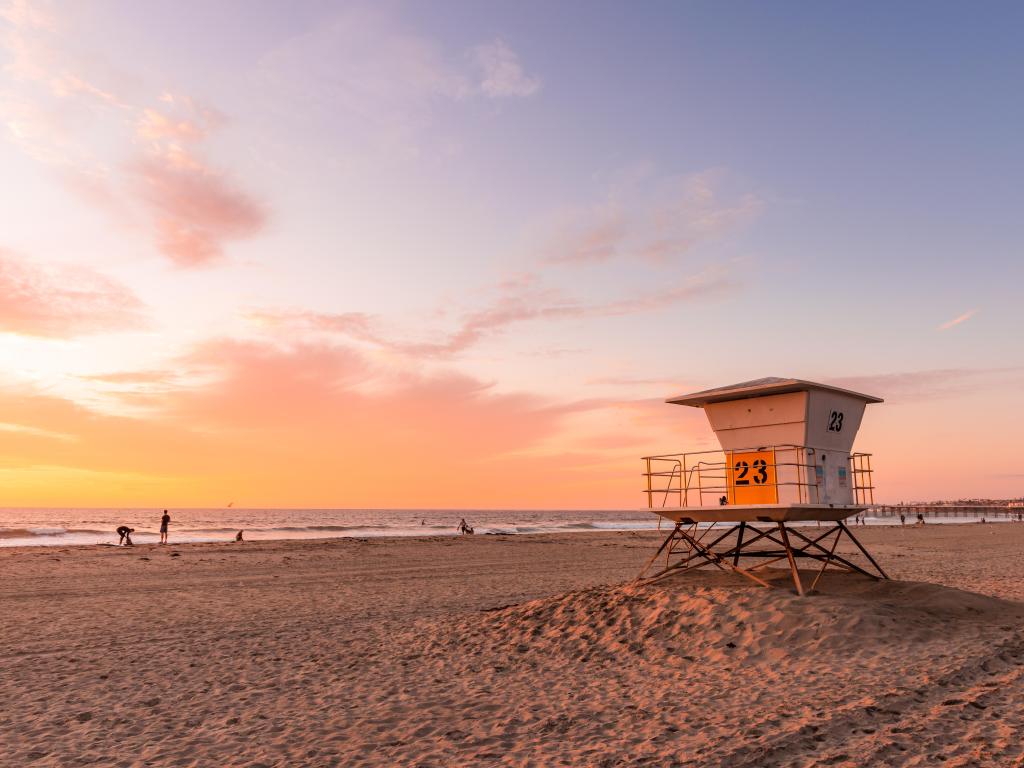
[{"xmin": 1, "ymin": 0, "xmax": 1022, "ymax": 508}]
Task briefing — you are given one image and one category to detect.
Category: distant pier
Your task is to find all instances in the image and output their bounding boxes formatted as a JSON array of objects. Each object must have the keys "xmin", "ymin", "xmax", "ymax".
[{"xmin": 870, "ymin": 504, "xmax": 1022, "ymax": 520}]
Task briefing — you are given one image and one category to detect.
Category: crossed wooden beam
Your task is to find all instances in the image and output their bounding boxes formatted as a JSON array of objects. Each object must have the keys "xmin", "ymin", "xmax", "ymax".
[{"xmin": 637, "ymin": 519, "xmax": 888, "ymax": 596}]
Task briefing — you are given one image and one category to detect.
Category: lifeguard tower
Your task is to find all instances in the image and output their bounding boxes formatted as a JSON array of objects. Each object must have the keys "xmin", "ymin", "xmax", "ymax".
[{"xmin": 639, "ymin": 377, "xmax": 887, "ymax": 594}]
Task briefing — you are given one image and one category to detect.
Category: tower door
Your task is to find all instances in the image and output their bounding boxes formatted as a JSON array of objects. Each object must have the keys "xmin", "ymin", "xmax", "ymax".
[{"xmin": 726, "ymin": 449, "xmax": 779, "ymax": 505}]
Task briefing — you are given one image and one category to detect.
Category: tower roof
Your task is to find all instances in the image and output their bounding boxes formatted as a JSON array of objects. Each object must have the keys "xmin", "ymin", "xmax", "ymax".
[{"xmin": 666, "ymin": 377, "xmax": 884, "ymax": 407}]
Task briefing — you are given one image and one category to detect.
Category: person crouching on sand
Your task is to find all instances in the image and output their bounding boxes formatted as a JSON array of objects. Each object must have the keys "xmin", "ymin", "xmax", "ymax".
[
  {"xmin": 159, "ymin": 510, "xmax": 171, "ymax": 544},
  {"xmin": 235, "ymin": 530, "xmax": 244, "ymax": 542},
  {"xmin": 117, "ymin": 526, "xmax": 135, "ymax": 546}
]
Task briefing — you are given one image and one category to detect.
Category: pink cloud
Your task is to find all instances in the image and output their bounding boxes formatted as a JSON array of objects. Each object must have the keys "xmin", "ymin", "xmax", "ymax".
[
  {"xmin": 253, "ymin": 269, "xmax": 735, "ymax": 358},
  {"xmin": 48, "ymin": 337, "xmax": 606, "ymax": 506},
  {"xmin": 472, "ymin": 39, "xmax": 541, "ymax": 98},
  {"xmin": 0, "ymin": 248, "xmax": 146, "ymax": 337},
  {"xmin": 545, "ymin": 206, "xmax": 627, "ymax": 265},
  {"xmin": 826, "ymin": 367, "xmax": 1024, "ymax": 403},
  {"xmin": 134, "ymin": 95, "xmax": 225, "ymax": 142},
  {"xmin": 135, "ymin": 108, "xmax": 207, "ymax": 142},
  {"xmin": 80, "ymin": 369, "xmax": 179, "ymax": 385},
  {"xmin": 544, "ymin": 170, "xmax": 762, "ymax": 265},
  {"xmin": 1, "ymin": 9, "xmax": 267, "ymax": 268},
  {"xmin": 247, "ymin": 309, "xmax": 376, "ymax": 338},
  {"xmin": 0, "ymin": 0, "xmax": 57, "ymax": 30},
  {"xmin": 130, "ymin": 149, "xmax": 266, "ymax": 267},
  {"xmin": 938, "ymin": 309, "xmax": 978, "ymax": 331}
]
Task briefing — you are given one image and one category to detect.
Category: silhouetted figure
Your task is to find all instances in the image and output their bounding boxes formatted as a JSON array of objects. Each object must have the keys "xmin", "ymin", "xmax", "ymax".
[
  {"xmin": 159, "ymin": 510, "xmax": 171, "ymax": 545},
  {"xmin": 719, "ymin": 495, "xmax": 728, "ymax": 506},
  {"xmin": 235, "ymin": 530, "xmax": 244, "ymax": 542},
  {"xmin": 457, "ymin": 518, "xmax": 474, "ymax": 535},
  {"xmin": 900, "ymin": 513, "xmax": 906, "ymax": 526},
  {"xmin": 117, "ymin": 526, "xmax": 134, "ymax": 546}
]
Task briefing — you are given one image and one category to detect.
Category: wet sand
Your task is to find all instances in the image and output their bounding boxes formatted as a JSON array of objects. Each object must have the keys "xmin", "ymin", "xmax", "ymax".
[{"xmin": 2, "ymin": 523, "xmax": 1024, "ymax": 766}]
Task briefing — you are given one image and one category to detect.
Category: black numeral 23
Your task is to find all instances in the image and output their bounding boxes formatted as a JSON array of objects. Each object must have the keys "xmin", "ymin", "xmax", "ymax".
[
  {"xmin": 734, "ymin": 459, "xmax": 769, "ymax": 486},
  {"xmin": 827, "ymin": 410, "xmax": 844, "ymax": 432}
]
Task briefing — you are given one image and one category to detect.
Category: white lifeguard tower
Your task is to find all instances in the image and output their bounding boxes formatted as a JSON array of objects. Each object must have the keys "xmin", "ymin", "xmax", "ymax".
[{"xmin": 639, "ymin": 377, "xmax": 887, "ymax": 594}]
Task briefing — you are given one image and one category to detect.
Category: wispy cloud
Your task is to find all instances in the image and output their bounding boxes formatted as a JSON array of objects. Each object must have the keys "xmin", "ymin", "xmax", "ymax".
[
  {"xmin": 938, "ymin": 309, "xmax": 978, "ymax": 331},
  {"xmin": 130, "ymin": 145, "xmax": 266, "ymax": 267},
  {"xmin": 4, "ymin": 336, "xmax": 609, "ymax": 506},
  {"xmin": 0, "ymin": 5, "xmax": 267, "ymax": 267},
  {"xmin": 0, "ymin": 421, "xmax": 77, "ymax": 442},
  {"xmin": 258, "ymin": 6, "xmax": 469, "ymax": 130},
  {"xmin": 0, "ymin": 0, "xmax": 57, "ymax": 31},
  {"xmin": 0, "ymin": 247, "xmax": 146, "ymax": 338},
  {"xmin": 257, "ymin": 6, "xmax": 539, "ymax": 156},
  {"xmin": 544, "ymin": 170, "xmax": 762, "ymax": 265},
  {"xmin": 827, "ymin": 366, "xmax": 1023, "ymax": 403},
  {"xmin": 472, "ymin": 39, "xmax": 541, "ymax": 98},
  {"xmin": 79, "ymin": 369, "xmax": 181, "ymax": 386},
  {"xmin": 249, "ymin": 267, "xmax": 735, "ymax": 359}
]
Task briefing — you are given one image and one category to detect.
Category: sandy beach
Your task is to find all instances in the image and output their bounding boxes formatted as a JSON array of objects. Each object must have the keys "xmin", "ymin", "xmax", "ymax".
[{"xmin": 3, "ymin": 524, "xmax": 1024, "ymax": 767}]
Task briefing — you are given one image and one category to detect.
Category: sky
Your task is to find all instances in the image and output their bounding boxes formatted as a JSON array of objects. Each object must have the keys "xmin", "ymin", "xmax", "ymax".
[{"xmin": 1, "ymin": 0, "xmax": 1022, "ymax": 508}]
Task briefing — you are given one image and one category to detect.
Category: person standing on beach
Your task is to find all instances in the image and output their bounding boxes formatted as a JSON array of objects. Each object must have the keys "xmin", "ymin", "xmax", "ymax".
[
  {"xmin": 116, "ymin": 526, "xmax": 134, "ymax": 546},
  {"xmin": 159, "ymin": 510, "xmax": 171, "ymax": 545}
]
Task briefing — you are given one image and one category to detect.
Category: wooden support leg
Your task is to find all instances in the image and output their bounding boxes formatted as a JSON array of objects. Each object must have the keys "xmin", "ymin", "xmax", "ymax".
[
  {"xmin": 641, "ymin": 525, "xmax": 774, "ymax": 589},
  {"xmin": 638, "ymin": 518, "xmax": 888, "ymax": 594},
  {"xmin": 733, "ymin": 522, "xmax": 746, "ymax": 566},
  {"xmin": 637, "ymin": 523, "xmax": 681, "ymax": 579},
  {"xmin": 777, "ymin": 523, "xmax": 805, "ymax": 596},
  {"xmin": 838, "ymin": 521, "xmax": 889, "ymax": 579},
  {"xmin": 786, "ymin": 526, "xmax": 882, "ymax": 581},
  {"xmin": 809, "ymin": 525, "xmax": 843, "ymax": 593}
]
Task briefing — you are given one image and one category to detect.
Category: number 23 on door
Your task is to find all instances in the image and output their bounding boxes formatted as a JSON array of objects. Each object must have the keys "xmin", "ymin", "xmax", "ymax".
[{"xmin": 726, "ymin": 450, "xmax": 778, "ymax": 505}]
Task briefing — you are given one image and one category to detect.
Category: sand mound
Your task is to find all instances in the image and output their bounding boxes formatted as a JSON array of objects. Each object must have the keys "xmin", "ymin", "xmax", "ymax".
[
  {"xmin": 394, "ymin": 571, "xmax": 1024, "ymax": 766},
  {"xmin": 440, "ymin": 570, "xmax": 1024, "ymax": 669}
]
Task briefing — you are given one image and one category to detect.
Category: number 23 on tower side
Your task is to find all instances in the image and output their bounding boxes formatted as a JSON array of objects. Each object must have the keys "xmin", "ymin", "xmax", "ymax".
[{"xmin": 726, "ymin": 449, "xmax": 779, "ymax": 504}]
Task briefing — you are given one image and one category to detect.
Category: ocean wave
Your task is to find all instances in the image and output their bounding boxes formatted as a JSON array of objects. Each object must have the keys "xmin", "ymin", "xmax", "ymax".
[
  {"xmin": 0, "ymin": 526, "xmax": 127, "ymax": 539},
  {"xmin": 190, "ymin": 527, "xmax": 247, "ymax": 534},
  {"xmin": 273, "ymin": 524, "xmax": 395, "ymax": 532},
  {"xmin": 0, "ymin": 528, "xmax": 47, "ymax": 539},
  {"xmin": 0, "ymin": 527, "xmax": 70, "ymax": 539},
  {"xmin": 188, "ymin": 523, "xmax": 418, "ymax": 534}
]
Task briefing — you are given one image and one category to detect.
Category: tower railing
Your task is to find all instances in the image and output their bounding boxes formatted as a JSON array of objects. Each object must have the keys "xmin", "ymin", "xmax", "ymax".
[
  {"xmin": 850, "ymin": 452, "xmax": 874, "ymax": 505},
  {"xmin": 642, "ymin": 445, "xmax": 874, "ymax": 509}
]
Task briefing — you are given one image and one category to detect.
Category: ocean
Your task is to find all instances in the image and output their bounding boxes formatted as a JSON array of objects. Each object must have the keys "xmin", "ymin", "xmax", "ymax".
[
  {"xmin": 0, "ymin": 508, "xmax": 663, "ymax": 547},
  {"xmin": 0, "ymin": 507, "xmax": 1007, "ymax": 548}
]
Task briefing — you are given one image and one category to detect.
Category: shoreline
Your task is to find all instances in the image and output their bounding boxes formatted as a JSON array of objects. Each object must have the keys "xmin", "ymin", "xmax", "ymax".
[{"xmin": 2, "ymin": 518, "xmax": 1015, "ymax": 552}]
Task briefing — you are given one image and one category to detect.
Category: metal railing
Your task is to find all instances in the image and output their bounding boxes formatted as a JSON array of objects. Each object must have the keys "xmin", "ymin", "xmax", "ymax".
[
  {"xmin": 642, "ymin": 445, "xmax": 874, "ymax": 509},
  {"xmin": 850, "ymin": 452, "xmax": 874, "ymax": 505}
]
